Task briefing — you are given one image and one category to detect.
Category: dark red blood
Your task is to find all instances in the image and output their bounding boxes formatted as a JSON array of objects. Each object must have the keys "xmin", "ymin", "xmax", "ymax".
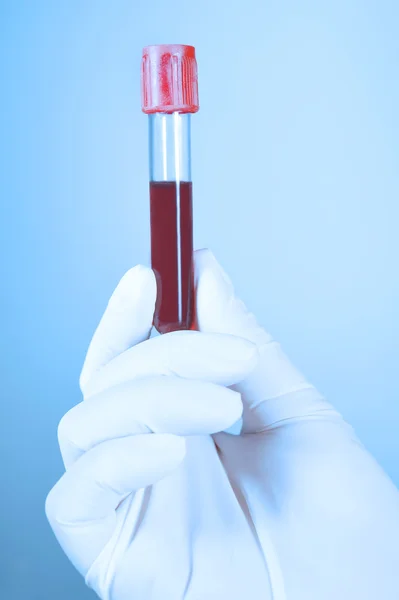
[{"xmin": 150, "ymin": 181, "xmax": 194, "ymax": 334}]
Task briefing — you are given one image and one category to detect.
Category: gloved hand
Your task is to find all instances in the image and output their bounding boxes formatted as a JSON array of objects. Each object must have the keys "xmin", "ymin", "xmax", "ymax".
[{"xmin": 46, "ymin": 250, "xmax": 399, "ymax": 600}]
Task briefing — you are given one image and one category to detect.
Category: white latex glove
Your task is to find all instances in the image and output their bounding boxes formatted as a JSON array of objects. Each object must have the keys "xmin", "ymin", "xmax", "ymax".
[{"xmin": 46, "ymin": 250, "xmax": 399, "ymax": 600}]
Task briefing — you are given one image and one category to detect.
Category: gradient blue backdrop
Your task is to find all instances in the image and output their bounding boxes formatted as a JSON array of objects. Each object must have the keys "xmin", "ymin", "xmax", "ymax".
[{"xmin": 1, "ymin": 1, "xmax": 398, "ymax": 597}]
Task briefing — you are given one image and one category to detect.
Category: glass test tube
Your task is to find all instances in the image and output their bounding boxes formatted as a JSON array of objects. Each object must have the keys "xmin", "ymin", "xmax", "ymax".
[{"xmin": 141, "ymin": 45, "xmax": 199, "ymax": 334}]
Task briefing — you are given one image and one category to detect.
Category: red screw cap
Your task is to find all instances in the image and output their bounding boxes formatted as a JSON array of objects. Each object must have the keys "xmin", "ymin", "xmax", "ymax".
[{"xmin": 141, "ymin": 44, "xmax": 199, "ymax": 114}]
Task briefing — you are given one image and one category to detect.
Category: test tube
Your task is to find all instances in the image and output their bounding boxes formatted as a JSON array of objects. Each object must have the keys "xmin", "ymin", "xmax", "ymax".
[{"xmin": 141, "ymin": 44, "xmax": 199, "ymax": 334}]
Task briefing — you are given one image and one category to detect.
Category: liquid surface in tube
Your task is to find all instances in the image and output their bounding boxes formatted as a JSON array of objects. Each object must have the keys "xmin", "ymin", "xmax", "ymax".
[{"xmin": 150, "ymin": 180, "xmax": 194, "ymax": 333}]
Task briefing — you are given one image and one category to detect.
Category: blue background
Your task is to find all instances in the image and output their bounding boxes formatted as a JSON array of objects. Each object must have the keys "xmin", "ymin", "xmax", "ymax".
[{"xmin": 1, "ymin": 1, "xmax": 398, "ymax": 597}]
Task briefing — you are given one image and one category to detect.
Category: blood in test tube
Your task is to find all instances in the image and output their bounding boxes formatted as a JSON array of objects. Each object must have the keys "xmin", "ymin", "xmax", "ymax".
[
  {"xmin": 150, "ymin": 181, "xmax": 193, "ymax": 333},
  {"xmin": 141, "ymin": 44, "xmax": 199, "ymax": 333}
]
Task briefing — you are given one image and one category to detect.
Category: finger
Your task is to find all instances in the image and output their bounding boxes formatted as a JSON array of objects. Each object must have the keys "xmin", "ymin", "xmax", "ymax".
[
  {"xmin": 195, "ymin": 249, "xmax": 329, "ymax": 433},
  {"xmin": 45, "ymin": 434, "xmax": 185, "ymax": 576},
  {"xmin": 59, "ymin": 377, "xmax": 243, "ymax": 468},
  {"xmin": 83, "ymin": 330, "xmax": 258, "ymax": 399},
  {"xmin": 80, "ymin": 265, "xmax": 156, "ymax": 393}
]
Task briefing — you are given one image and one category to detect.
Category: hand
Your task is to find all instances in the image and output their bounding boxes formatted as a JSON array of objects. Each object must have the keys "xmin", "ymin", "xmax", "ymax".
[{"xmin": 46, "ymin": 250, "xmax": 399, "ymax": 600}]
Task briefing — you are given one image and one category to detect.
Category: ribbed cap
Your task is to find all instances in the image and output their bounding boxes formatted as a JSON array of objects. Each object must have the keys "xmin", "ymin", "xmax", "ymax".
[{"xmin": 141, "ymin": 44, "xmax": 199, "ymax": 114}]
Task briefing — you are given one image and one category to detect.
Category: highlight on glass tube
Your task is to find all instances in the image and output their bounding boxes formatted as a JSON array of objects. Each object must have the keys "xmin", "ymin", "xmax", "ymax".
[{"xmin": 141, "ymin": 44, "xmax": 199, "ymax": 334}]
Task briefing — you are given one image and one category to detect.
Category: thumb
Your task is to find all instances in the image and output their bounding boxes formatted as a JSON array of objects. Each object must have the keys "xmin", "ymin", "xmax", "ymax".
[
  {"xmin": 80, "ymin": 265, "xmax": 156, "ymax": 395},
  {"xmin": 194, "ymin": 249, "xmax": 331, "ymax": 433}
]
